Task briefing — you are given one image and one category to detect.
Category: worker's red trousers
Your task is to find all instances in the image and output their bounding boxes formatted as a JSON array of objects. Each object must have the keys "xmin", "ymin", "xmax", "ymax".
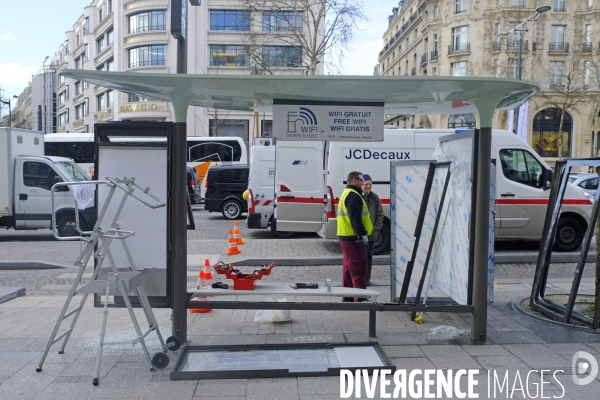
[{"xmin": 339, "ymin": 240, "xmax": 368, "ymax": 302}]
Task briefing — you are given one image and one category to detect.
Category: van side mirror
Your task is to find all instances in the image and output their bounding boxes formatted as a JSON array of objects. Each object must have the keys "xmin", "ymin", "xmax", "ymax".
[{"xmin": 543, "ymin": 169, "xmax": 553, "ymax": 191}]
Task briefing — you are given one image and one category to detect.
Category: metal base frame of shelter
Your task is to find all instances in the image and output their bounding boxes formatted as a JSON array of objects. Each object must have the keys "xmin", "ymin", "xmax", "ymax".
[
  {"xmin": 530, "ymin": 158, "xmax": 600, "ymax": 328},
  {"xmin": 170, "ymin": 342, "xmax": 394, "ymax": 381}
]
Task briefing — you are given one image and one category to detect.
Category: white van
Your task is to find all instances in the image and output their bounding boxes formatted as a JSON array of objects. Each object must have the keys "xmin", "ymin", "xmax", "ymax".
[
  {"xmin": 246, "ymin": 144, "xmax": 276, "ymax": 231},
  {"xmin": 268, "ymin": 128, "xmax": 593, "ymax": 253}
]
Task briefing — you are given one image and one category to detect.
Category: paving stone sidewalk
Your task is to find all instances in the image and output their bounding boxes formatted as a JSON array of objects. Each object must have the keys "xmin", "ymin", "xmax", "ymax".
[{"xmin": 0, "ymin": 266, "xmax": 599, "ymax": 399}]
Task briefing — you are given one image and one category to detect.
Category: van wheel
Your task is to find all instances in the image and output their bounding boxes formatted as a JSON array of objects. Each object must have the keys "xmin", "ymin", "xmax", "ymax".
[
  {"xmin": 221, "ymin": 200, "xmax": 242, "ymax": 220},
  {"xmin": 57, "ymin": 215, "xmax": 79, "ymax": 238},
  {"xmin": 374, "ymin": 224, "xmax": 391, "ymax": 255},
  {"xmin": 553, "ymin": 217, "xmax": 584, "ymax": 252},
  {"xmin": 270, "ymin": 218, "xmax": 296, "ymax": 239}
]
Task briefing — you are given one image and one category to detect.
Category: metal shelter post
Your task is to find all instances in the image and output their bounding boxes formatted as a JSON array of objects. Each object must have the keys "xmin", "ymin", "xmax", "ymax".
[
  {"xmin": 169, "ymin": 94, "xmax": 194, "ymax": 344},
  {"xmin": 470, "ymin": 101, "xmax": 499, "ymax": 343}
]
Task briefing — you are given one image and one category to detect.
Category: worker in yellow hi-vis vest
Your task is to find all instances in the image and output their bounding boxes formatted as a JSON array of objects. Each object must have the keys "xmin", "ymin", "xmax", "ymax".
[{"xmin": 337, "ymin": 171, "xmax": 373, "ymax": 302}]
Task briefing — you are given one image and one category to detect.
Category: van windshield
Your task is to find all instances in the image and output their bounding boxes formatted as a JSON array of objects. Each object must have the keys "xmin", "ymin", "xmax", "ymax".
[{"xmin": 54, "ymin": 161, "xmax": 90, "ymax": 182}]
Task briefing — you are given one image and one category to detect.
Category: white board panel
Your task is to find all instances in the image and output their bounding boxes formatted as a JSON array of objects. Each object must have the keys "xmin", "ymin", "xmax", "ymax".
[{"xmin": 97, "ymin": 146, "xmax": 167, "ymax": 296}]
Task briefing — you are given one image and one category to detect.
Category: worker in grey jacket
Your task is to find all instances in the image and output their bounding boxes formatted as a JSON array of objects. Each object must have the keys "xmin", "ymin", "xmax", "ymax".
[{"xmin": 362, "ymin": 174, "xmax": 384, "ymax": 286}]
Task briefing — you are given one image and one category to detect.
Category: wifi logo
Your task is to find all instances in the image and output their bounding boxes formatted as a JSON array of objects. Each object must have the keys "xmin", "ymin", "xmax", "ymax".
[{"xmin": 299, "ymin": 107, "xmax": 317, "ymax": 125}]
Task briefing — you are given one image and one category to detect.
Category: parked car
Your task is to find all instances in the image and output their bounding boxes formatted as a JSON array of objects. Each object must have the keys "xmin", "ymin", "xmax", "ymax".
[
  {"xmin": 204, "ymin": 165, "xmax": 249, "ymax": 219},
  {"xmin": 187, "ymin": 167, "xmax": 201, "ymax": 204},
  {"xmin": 569, "ymin": 172, "xmax": 599, "ymax": 195}
]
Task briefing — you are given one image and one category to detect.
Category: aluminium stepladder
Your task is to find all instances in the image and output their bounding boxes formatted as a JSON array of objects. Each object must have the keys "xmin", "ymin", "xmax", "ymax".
[{"xmin": 36, "ymin": 176, "xmax": 181, "ymax": 385}]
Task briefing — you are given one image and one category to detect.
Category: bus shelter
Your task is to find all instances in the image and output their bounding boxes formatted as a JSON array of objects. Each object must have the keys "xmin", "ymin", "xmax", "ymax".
[{"xmin": 58, "ymin": 70, "xmax": 539, "ymax": 343}]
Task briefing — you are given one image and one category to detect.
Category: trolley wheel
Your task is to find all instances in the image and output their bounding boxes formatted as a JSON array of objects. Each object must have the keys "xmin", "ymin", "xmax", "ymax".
[
  {"xmin": 152, "ymin": 352, "xmax": 170, "ymax": 369},
  {"xmin": 36, "ymin": 368, "xmax": 42, "ymax": 372},
  {"xmin": 166, "ymin": 336, "xmax": 182, "ymax": 352},
  {"xmin": 92, "ymin": 378, "xmax": 99, "ymax": 386}
]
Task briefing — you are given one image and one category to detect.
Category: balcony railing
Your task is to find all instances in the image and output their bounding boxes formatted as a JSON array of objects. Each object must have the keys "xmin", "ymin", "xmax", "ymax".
[
  {"xmin": 448, "ymin": 42, "xmax": 470, "ymax": 55},
  {"xmin": 430, "ymin": 50, "xmax": 438, "ymax": 61},
  {"xmin": 583, "ymin": 42, "xmax": 592, "ymax": 53},
  {"xmin": 411, "ymin": 67, "xmax": 416, "ymax": 76},
  {"xmin": 420, "ymin": 52, "xmax": 428, "ymax": 65},
  {"xmin": 128, "ymin": 25, "xmax": 167, "ymax": 34},
  {"xmin": 549, "ymin": 42, "xmax": 569, "ymax": 53},
  {"xmin": 128, "ymin": 60, "xmax": 167, "ymax": 68}
]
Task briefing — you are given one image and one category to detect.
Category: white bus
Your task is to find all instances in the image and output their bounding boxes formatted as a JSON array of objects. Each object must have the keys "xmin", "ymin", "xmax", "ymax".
[{"xmin": 44, "ymin": 133, "xmax": 248, "ymax": 199}]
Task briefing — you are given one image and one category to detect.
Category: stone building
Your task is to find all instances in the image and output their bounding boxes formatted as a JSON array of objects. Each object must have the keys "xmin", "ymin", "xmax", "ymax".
[
  {"xmin": 378, "ymin": 0, "xmax": 600, "ymax": 162},
  {"xmin": 23, "ymin": 0, "xmax": 319, "ymax": 141}
]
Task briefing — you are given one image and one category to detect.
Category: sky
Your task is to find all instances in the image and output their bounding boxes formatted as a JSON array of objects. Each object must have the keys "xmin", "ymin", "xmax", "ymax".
[{"xmin": 0, "ymin": 1, "xmax": 393, "ymax": 98}]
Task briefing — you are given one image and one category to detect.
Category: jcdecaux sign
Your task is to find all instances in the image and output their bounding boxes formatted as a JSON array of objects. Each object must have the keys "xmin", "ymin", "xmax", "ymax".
[{"xmin": 272, "ymin": 101, "xmax": 384, "ymax": 142}]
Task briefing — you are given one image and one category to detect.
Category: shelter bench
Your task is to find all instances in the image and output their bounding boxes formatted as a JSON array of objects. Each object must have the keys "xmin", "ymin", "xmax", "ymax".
[{"xmin": 187, "ymin": 284, "xmax": 381, "ymax": 337}]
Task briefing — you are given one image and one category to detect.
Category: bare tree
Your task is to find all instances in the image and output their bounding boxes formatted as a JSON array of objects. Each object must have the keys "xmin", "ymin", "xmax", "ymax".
[{"xmin": 240, "ymin": 0, "xmax": 367, "ymax": 75}]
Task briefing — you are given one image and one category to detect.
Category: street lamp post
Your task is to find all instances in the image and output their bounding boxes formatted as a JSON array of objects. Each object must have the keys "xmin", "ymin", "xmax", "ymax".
[{"xmin": 501, "ymin": 5, "xmax": 551, "ymax": 133}]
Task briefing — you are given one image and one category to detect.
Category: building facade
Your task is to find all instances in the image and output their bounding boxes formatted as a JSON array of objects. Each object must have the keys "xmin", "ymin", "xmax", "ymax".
[
  {"xmin": 378, "ymin": 0, "xmax": 600, "ymax": 162},
  {"xmin": 27, "ymin": 0, "xmax": 318, "ymax": 141}
]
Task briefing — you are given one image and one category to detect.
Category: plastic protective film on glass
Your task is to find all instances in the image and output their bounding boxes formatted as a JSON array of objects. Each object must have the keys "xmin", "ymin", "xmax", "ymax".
[
  {"xmin": 390, "ymin": 135, "xmax": 494, "ymax": 304},
  {"xmin": 181, "ymin": 346, "xmax": 385, "ymax": 373}
]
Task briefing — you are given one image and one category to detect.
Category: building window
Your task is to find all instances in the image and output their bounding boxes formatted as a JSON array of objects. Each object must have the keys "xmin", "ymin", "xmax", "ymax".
[
  {"xmin": 209, "ymin": 45, "xmax": 249, "ymax": 67},
  {"xmin": 451, "ymin": 61, "xmax": 468, "ymax": 76},
  {"xmin": 432, "ymin": 67, "xmax": 437, "ymax": 76},
  {"xmin": 508, "ymin": 58, "xmax": 518, "ymax": 79},
  {"xmin": 97, "ymin": 94, "xmax": 105, "ymax": 111},
  {"xmin": 550, "ymin": 25, "xmax": 565, "ymax": 44},
  {"xmin": 494, "ymin": 59, "xmax": 500, "ymax": 77},
  {"xmin": 448, "ymin": 113, "xmax": 476, "ymax": 128},
  {"xmin": 208, "ymin": 119, "xmax": 249, "ymax": 142},
  {"xmin": 76, "ymin": 33, "xmax": 80, "ymax": 46},
  {"xmin": 451, "ymin": 26, "xmax": 469, "ymax": 52},
  {"xmin": 128, "ymin": 93, "xmax": 151, "ymax": 102},
  {"xmin": 108, "ymin": 0, "xmax": 112, "ymax": 13},
  {"xmin": 455, "ymin": 0, "xmax": 468, "ymax": 14},
  {"xmin": 588, "ymin": 0, "xmax": 593, "ymax": 7},
  {"xmin": 64, "ymin": 40, "xmax": 70, "ymax": 54},
  {"xmin": 107, "ymin": 29, "xmax": 114, "ymax": 45},
  {"xmin": 99, "ymin": 8, "xmax": 103, "ymax": 22},
  {"xmin": 262, "ymin": 11, "xmax": 303, "ymax": 32},
  {"xmin": 75, "ymin": 57, "xmax": 82, "ymax": 70},
  {"xmin": 262, "ymin": 46, "xmax": 302, "ymax": 67},
  {"xmin": 553, "ymin": 0, "xmax": 566, "ymax": 12},
  {"xmin": 83, "ymin": 44, "xmax": 89, "ymax": 61},
  {"xmin": 107, "ymin": 59, "xmax": 114, "ymax": 71},
  {"xmin": 75, "ymin": 103, "xmax": 84, "ymax": 120},
  {"xmin": 584, "ymin": 61, "xmax": 591, "ymax": 85},
  {"xmin": 209, "ymin": 10, "xmax": 250, "ymax": 31},
  {"xmin": 83, "ymin": 81, "xmax": 89, "ymax": 89},
  {"xmin": 84, "ymin": 17, "xmax": 90, "ymax": 33},
  {"xmin": 58, "ymin": 110, "xmax": 69, "ymax": 126},
  {"xmin": 107, "ymin": 91, "xmax": 113, "ymax": 108},
  {"xmin": 129, "ymin": 10, "xmax": 167, "ymax": 34},
  {"xmin": 434, "ymin": 6, "xmax": 439, "ymax": 18},
  {"xmin": 549, "ymin": 61, "xmax": 563, "ymax": 84},
  {"xmin": 75, "ymin": 81, "xmax": 82, "ymax": 96},
  {"xmin": 511, "ymin": 0, "xmax": 525, "ymax": 7},
  {"xmin": 97, "ymin": 37, "xmax": 105, "ymax": 53},
  {"xmin": 58, "ymin": 91, "xmax": 66, "ymax": 106},
  {"xmin": 532, "ymin": 108, "xmax": 572, "ymax": 158},
  {"xmin": 59, "ymin": 75, "xmax": 65, "ymax": 86},
  {"xmin": 128, "ymin": 45, "xmax": 166, "ymax": 68}
]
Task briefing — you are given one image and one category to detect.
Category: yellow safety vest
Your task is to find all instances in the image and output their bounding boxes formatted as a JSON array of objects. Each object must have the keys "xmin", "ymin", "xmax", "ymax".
[{"xmin": 337, "ymin": 188, "xmax": 373, "ymax": 236}]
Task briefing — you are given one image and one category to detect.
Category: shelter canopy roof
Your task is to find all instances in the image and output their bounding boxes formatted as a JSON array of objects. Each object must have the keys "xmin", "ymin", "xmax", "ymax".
[{"xmin": 59, "ymin": 70, "xmax": 538, "ymax": 123}]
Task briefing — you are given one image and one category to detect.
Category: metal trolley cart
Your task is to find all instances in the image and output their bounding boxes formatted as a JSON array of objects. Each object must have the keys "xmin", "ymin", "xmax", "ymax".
[{"xmin": 36, "ymin": 177, "xmax": 181, "ymax": 385}]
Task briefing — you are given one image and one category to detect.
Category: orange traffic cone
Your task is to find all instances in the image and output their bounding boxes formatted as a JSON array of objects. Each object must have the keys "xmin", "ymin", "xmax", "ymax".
[
  {"xmin": 190, "ymin": 259, "xmax": 213, "ymax": 313},
  {"xmin": 226, "ymin": 229, "xmax": 241, "ymax": 255},
  {"xmin": 233, "ymin": 221, "xmax": 244, "ymax": 245}
]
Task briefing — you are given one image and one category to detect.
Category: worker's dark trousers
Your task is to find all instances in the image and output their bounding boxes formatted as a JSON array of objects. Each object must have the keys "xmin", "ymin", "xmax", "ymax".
[{"xmin": 339, "ymin": 240, "xmax": 368, "ymax": 302}]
